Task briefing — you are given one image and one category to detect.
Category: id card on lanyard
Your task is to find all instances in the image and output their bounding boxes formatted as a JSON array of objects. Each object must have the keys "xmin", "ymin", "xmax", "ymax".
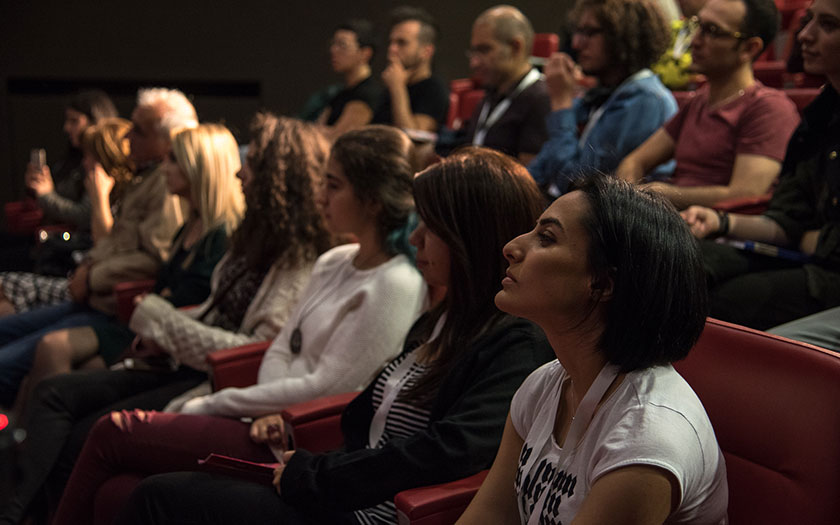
[{"xmin": 473, "ymin": 68, "xmax": 542, "ymax": 146}]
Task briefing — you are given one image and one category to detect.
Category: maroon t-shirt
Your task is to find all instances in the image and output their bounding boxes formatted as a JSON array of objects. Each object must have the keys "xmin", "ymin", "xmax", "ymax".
[{"xmin": 664, "ymin": 82, "xmax": 799, "ymax": 187}]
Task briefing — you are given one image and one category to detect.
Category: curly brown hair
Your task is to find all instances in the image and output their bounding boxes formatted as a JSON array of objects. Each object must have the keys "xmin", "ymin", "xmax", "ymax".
[
  {"xmin": 80, "ymin": 117, "xmax": 135, "ymax": 202},
  {"xmin": 230, "ymin": 113, "xmax": 333, "ymax": 272},
  {"xmin": 570, "ymin": 0, "xmax": 671, "ymax": 78}
]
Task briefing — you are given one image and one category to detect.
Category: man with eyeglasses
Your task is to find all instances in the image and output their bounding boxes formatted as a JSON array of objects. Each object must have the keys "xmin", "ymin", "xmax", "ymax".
[
  {"xmin": 528, "ymin": 0, "xmax": 678, "ymax": 196},
  {"xmin": 463, "ymin": 5, "xmax": 550, "ymax": 164},
  {"xmin": 371, "ymin": 6, "xmax": 450, "ymax": 133},
  {"xmin": 617, "ymin": 0, "xmax": 800, "ymax": 210},
  {"xmin": 313, "ymin": 19, "xmax": 383, "ymax": 141}
]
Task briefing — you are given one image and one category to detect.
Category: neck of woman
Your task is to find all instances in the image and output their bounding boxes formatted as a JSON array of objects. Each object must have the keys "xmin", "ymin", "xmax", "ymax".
[
  {"xmin": 544, "ymin": 319, "xmax": 610, "ymax": 414},
  {"xmin": 353, "ymin": 227, "xmax": 391, "ymax": 270}
]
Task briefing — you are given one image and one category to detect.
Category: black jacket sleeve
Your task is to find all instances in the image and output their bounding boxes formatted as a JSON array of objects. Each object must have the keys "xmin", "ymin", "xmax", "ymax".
[{"xmin": 279, "ymin": 318, "xmax": 554, "ymax": 513}]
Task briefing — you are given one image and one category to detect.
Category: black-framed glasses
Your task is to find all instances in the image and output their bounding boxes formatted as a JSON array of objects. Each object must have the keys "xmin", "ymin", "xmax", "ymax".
[{"xmin": 688, "ymin": 15, "xmax": 747, "ymax": 40}]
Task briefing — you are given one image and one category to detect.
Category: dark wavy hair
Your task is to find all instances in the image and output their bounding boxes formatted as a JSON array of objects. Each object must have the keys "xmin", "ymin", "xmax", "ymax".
[
  {"xmin": 330, "ymin": 126, "xmax": 417, "ymax": 260},
  {"xmin": 569, "ymin": 175, "xmax": 708, "ymax": 371},
  {"xmin": 230, "ymin": 113, "xmax": 333, "ymax": 272},
  {"xmin": 403, "ymin": 147, "xmax": 545, "ymax": 405},
  {"xmin": 67, "ymin": 89, "xmax": 118, "ymax": 123},
  {"xmin": 570, "ymin": 0, "xmax": 671, "ymax": 78}
]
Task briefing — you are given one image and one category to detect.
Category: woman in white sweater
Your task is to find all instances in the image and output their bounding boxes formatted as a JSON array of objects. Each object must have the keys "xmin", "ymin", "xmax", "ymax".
[{"xmin": 176, "ymin": 125, "xmax": 426, "ymax": 416}]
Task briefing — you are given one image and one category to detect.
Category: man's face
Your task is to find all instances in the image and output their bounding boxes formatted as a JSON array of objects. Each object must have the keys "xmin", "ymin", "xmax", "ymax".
[
  {"xmin": 571, "ymin": 10, "xmax": 610, "ymax": 77},
  {"xmin": 690, "ymin": 0, "xmax": 748, "ymax": 76},
  {"xmin": 329, "ymin": 29, "xmax": 369, "ymax": 74},
  {"xmin": 388, "ymin": 20, "xmax": 429, "ymax": 70},
  {"xmin": 468, "ymin": 21, "xmax": 515, "ymax": 88},
  {"xmin": 127, "ymin": 105, "xmax": 169, "ymax": 167}
]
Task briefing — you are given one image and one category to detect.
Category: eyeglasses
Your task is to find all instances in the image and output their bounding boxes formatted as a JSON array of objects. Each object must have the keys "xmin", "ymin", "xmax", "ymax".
[
  {"xmin": 572, "ymin": 25, "xmax": 605, "ymax": 38},
  {"xmin": 329, "ymin": 39, "xmax": 359, "ymax": 52},
  {"xmin": 687, "ymin": 15, "xmax": 747, "ymax": 40}
]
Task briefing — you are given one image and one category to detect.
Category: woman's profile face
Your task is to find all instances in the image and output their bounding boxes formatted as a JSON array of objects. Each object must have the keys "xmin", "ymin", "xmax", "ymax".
[
  {"xmin": 163, "ymin": 152, "xmax": 190, "ymax": 199},
  {"xmin": 316, "ymin": 156, "xmax": 372, "ymax": 236},
  {"xmin": 63, "ymin": 108, "xmax": 90, "ymax": 148},
  {"xmin": 409, "ymin": 218, "xmax": 450, "ymax": 287},
  {"xmin": 496, "ymin": 191, "xmax": 595, "ymax": 328}
]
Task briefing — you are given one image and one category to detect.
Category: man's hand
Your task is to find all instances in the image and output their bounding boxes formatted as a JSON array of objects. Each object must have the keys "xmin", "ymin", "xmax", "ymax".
[
  {"xmin": 382, "ymin": 50, "xmax": 409, "ymax": 90},
  {"xmin": 680, "ymin": 206, "xmax": 721, "ymax": 239},
  {"xmin": 68, "ymin": 262, "xmax": 91, "ymax": 303},
  {"xmin": 543, "ymin": 52, "xmax": 583, "ymax": 111},
  {"xmin": 25, "ymin": 164, "xmax": 55, "ymax": 197}
]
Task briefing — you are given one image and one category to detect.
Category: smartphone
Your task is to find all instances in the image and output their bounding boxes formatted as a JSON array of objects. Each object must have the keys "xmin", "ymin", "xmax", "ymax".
[{"xmin": 29, "ymin": 148, "xmax": 46, "ymax": 169}]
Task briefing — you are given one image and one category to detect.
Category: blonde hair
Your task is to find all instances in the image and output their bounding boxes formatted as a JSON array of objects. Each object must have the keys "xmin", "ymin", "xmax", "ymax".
[
  {"xmin": 170, "ymin": 123, "xmax": 244, "ymax": 236},
  {"xmin": 80, "ymin": 117, "xmax": 135, "ymax": 200}
]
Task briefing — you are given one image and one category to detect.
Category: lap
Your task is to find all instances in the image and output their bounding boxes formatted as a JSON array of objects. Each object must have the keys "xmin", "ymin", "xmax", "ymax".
[{"xmin": 119, "ymin": 471, "xmax": 348, "ymax": 525}]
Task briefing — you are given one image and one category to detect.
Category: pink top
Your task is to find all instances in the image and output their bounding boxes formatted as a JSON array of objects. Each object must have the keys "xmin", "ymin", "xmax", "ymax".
[{"xmin": 664, "ymin": 82, "xmax": 799, "ymax": 187}]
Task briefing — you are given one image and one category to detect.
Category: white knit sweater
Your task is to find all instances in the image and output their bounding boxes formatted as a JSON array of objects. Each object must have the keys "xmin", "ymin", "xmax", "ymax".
[
  {"xmin": 178, "ymin": 244, "xmax": 426, "ymax": 417},
  {"xmin": 128, "ymin": 252, "xmax": 314, "ymax": 371}
]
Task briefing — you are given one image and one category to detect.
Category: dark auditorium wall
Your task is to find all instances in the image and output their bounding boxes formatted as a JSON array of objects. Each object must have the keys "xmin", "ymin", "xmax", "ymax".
[{"xmin": 0, "ymin": 0, "xmax": 572, "ymax": 206}]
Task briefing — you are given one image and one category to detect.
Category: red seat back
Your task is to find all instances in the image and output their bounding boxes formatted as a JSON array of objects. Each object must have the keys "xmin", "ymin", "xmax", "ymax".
[{"xmin": 674, "ymin": 318, "xmax": 840, "ymax": 525}]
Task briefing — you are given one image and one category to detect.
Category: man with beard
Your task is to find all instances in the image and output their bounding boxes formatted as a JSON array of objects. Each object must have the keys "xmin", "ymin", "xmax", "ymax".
[
  {"xmin": 372, "ymin": 6, "xmax": 450, "ymax": 132},
  {"xmin": 618, "ymin": 0, "xmax": 800, "ymax": 209}
]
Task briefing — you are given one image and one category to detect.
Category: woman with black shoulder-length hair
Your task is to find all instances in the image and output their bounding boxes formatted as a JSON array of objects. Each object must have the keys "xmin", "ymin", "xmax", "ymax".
[
  {"xmin": 458, "ymin": 175, "xmax": 728, "ymax": 524},
  {"xmin": 56, "ymin": 147, "xmax": 555, "ymax": 525}
]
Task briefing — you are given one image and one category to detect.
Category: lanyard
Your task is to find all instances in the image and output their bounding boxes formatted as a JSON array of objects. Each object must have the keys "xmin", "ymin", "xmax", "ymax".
[
  {"xmin": 525, "ymin": 363, "xmax": 620, "ymax": 524},
  {"xmin": 473, "ymin": 68, "xmax": 542, "ymax": 146},
  {"xmin": 578, "ymin": 69, "xmax": 653, "ymax": 147},
  {"xmin": 368, "ymin": 315, "xmax": 446, "ymax": 447}
]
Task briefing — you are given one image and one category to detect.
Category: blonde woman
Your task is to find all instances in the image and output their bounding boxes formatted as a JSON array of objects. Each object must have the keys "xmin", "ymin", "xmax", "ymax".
[{"xmin": 0, "ymin": 124, "xmax": 242, "ymax": 411}]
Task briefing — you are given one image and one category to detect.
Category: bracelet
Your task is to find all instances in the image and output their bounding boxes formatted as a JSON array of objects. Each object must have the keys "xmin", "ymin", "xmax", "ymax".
[{"xmin": 716, "ymin": 210, "xmax": 730, "ymax": 237}]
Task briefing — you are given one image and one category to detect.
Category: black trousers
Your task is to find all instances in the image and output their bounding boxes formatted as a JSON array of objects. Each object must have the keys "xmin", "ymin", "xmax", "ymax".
[
  {"xmin": 702, "ymin": 241, "xmax": 824, "ymax": 330},
  {"xmin": 0, "ymin": 367, "xmax": 205, "ymax": 524},
  {"xmin": 118, "ymin": 471, "xmax": 357, "ymax": 525}
]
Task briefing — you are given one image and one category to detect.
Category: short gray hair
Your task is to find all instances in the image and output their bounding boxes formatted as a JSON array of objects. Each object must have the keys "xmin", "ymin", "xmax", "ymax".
[{"xmin": 137, "ymin": 87, "xmax": 198, "ymax": 139}]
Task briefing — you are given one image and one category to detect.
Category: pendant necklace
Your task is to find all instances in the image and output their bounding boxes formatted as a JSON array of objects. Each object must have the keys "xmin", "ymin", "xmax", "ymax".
[{"xmin": 289, "ymin": 248, "xmax": 387, "ymax": 354}]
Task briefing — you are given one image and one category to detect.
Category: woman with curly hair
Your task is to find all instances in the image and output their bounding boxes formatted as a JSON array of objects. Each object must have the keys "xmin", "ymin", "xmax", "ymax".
[
  {"xmin": 529, "ymin": 0, "xmax": 677, "ymax": 195},
  {"xmin": 0, "ymin": 115, "xmax": 330, "ymax": 524}
]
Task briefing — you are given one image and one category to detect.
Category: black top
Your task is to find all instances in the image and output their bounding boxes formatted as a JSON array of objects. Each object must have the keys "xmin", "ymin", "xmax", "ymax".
[
  {"xmin": 372, "ymin": 75, "xmax": 450, "ymax": 129},
  {"xmin": 464, "ymin": 76, "xmax": 551, "ymax": 158},
  {"xmin": 153, "ymin": 224, "xmax": 229, "ymax": 308},
  {"xmin": 325, "ymin": 76, "xmax": 384, "ymax": 126},
  {"xmin": 280, "ymin": 313, "xmax": 554, "ymax": 515},
  {"xmin": 763, "ymin": 84, "xmax": 840, "ymax": 305}
]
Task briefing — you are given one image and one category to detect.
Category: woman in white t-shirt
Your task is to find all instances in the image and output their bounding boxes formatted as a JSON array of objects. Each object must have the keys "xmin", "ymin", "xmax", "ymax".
[{"xmin": 458, "ymin": 175, "xmax": 728, "ymax": 524}]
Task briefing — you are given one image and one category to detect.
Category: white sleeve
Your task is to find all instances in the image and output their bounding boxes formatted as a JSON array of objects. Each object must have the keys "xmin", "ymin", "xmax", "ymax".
[
  {"xmin": 510, "ymin": 361, "xmax": 558, "ymax": 438},
  {"xmin": 178, "ymin": 261, "xmax": 425, "ymax": 417}
]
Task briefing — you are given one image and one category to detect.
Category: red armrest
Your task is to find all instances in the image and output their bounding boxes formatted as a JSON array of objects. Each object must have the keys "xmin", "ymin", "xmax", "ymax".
[
  {"xmin": 395, "ymin": 470, "xmax": 489, "ymax": 525},
  {"xmin": 279, "ymin": 391, "xmax": 358, "ymax": 452},
  {"xmin": 711, "ymin": 193, "xmax": 771, "ymax": 215},
  {"xmin": 5, "ymin": 199, "xmax": 44, "ymax": 234},
  {"xmin": 114, "ymin": 280, "xmax": 156, "ymax": 324},
  {"xmin": 206, "ymin": 340, "xmax": 271, "ymax": 391}
]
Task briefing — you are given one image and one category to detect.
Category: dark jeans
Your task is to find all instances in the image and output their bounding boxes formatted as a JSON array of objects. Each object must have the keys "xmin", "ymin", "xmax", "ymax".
[
  {"xmin": 702, "ymin": 241, "xmax": 824, "ymax": 330},
  {"xmin": 118, "ymin": 471, "xmax": 356, "ymax": 525},
  {"xmin": 0, "ymin": 366, "xmax": 205, "ymax": 524}
]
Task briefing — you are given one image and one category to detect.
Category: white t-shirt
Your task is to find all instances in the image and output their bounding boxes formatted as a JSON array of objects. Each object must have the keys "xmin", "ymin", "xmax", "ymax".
[{"xmin": 510, "ymin": 361, "xmax": 728, "ymax": 524}]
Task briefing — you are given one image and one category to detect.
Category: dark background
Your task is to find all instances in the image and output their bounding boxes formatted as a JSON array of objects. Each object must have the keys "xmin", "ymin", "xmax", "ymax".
[{"xmin": 0, "ymin": 0, "xmax": 573, "ymax": 207}]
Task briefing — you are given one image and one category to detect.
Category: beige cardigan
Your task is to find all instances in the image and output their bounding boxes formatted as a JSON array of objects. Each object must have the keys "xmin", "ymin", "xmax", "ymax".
[
  {"xmin": 87, "ymin": 165, "xmax": 185, "ymax": 314},
  {"xmin": 128, "ymin": 252, "xmax": 314, "ymax": 371}
]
